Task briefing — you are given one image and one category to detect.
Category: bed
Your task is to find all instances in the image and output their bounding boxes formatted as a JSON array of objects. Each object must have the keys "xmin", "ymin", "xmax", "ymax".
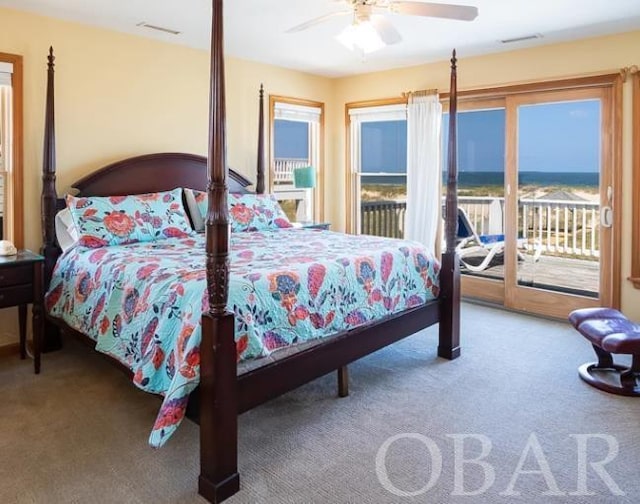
[{"xmin": 39, "ymin": 2, "xmax": 461, "ymax": 501}]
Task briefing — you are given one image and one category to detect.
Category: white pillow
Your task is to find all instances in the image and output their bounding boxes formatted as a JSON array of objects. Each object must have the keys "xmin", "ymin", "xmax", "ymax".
[
  {"xmin": 55, "ymin": 208, "xmax": 79, "ymax": 253},
  {"xmin": 184, "ymin": 188, "xmax": 205, "ymax": 232}
]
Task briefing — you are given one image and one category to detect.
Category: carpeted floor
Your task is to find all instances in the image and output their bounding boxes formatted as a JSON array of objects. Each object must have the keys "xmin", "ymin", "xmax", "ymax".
[{"xmin": 1, "ymin": 302, "xmax": 639, "ymax": 503}]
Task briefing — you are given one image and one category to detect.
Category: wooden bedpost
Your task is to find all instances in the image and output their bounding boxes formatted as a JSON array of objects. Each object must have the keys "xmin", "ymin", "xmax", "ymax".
[
  {"xmin": 438, "ymin": 49, "xmax": 461, "ymax": 360},
  {"xmin": 256, "ymin": 84, "xmax": 265, "ymax": 194},
  {"xmin": 199, "ymin": 0, "xmax": 240, "ymax": 502},
  {"xmin": 41, "ymin": 47, "xmax": 58, "ymax": 283},
  {"xmin": 40, "ymin": 46, "xmax": 62, "ymax": 351}
]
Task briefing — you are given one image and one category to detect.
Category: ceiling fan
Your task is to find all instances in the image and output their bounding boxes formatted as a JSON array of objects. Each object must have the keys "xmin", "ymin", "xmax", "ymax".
[{"xmin": 287, "ymin": 1, "xmax": 478, "ymax": 53}]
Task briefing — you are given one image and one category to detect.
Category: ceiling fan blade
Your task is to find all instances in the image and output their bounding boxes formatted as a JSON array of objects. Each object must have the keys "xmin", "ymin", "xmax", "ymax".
[
  {"xmin": 370, "ymin": 15, "xmax": 402, "ymax": 45},
  {"xmin": 286, "ymin": 11, "xmax": 351, "ymax": 33},
  {"xmin": 390, "ymin": 1, "xmax": 478, "ymax": 21}
]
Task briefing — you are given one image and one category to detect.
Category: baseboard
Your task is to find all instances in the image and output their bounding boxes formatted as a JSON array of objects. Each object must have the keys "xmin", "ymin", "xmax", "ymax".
[{"xmin": 0, "ymin": 342, "xmax": 19, "ymax": 358}]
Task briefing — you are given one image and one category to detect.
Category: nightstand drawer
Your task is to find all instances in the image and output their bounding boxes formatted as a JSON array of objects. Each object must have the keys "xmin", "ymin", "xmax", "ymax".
[
  {"xmin": 0, "ymin": 285, "xmax": 33, "ymax": 308},
  {"xmin": 0, "ymin": 265, "xmax": 33, "ymax": 287}
]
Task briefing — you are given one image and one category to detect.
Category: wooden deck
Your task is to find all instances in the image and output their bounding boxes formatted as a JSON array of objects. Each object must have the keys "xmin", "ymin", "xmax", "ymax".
[{"xmin": 461, "ymin": 253, "xmax": 599, "ymax": 296}]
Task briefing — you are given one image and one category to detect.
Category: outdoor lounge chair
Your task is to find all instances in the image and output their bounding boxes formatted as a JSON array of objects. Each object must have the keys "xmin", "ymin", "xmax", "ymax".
[{"xmin": 455, "ymin": 206, "xmax": 541, "ymax": 273}]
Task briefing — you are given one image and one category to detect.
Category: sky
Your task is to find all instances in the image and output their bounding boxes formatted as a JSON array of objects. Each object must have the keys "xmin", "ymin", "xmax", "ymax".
[
  {"xmin": 441, "ymin": 99, "xmax": 601, "ymax": 174},
  {"xmin": 274, "ymin": 99, "xmax": 601, "ymax": 174},
  {"xmin": 274, "ymin": 120, "xmax": 308, "ymax": 159}
]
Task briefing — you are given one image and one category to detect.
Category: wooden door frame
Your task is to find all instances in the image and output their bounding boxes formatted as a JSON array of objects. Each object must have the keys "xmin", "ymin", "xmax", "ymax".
[{"xmin": 0, "ymin": 52, "xmax": 23, "ymax": 248}]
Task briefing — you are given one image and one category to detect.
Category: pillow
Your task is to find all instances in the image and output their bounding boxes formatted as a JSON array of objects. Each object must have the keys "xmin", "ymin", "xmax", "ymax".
[
  {"xmin": 184, "ymin": 190, "xmax": 293, "ymax": 233},
  {"xmin": 228, "ymin": 193, "xmax": 293, "ymax": 232},
  {"xmin": 66, "ymin": 188, "xmax": 194, "ymax": 248},
  {"xmin": 54, "ymin": 208, "xmax": 80, "ymax": 253},
  {"xmin": 184, "ymin": 188, "xmax": 207, "ymax": 232}
]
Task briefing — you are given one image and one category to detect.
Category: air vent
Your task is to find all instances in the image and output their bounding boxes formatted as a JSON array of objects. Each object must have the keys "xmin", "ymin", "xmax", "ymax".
[
  {"xmin": 136, "ymin": 22, "xmax": 181, "ymax": 36},
  {"xmin": 500, "ymin": 33, "xmax": 542, "ymax": 44}
]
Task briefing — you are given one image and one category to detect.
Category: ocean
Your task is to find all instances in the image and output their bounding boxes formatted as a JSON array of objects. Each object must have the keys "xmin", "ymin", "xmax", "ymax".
[{"xmin": 362, "ymin": 171, "xmax": 599, "ymax": 187}]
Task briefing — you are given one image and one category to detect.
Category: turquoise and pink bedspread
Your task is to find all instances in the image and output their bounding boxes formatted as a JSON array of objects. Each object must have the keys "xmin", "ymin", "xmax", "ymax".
[{"xmin": 45, "ymin": 229, "xmax": 440, "ymax": 447}]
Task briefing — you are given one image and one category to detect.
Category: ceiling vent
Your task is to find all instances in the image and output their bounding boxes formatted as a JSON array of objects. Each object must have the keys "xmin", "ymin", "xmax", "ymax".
[
  {"xmin": 500, "ymin": 33, "xmax": 542, "ymax": 44},
  {"xmin": 136, "ymin": 22, "xmax": 181, "ymax": 36}
]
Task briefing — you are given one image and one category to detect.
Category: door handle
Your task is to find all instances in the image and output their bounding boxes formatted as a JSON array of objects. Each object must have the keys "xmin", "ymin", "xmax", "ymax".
[{"xmin": 601, "ymin": 206, "xmax": 613, "ymax": 228}]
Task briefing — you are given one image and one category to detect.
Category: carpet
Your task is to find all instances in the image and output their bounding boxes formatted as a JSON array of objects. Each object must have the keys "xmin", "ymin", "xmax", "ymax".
[{"xmin": 1, "ymin": 302, "xmax": 638, "ymax": 503}]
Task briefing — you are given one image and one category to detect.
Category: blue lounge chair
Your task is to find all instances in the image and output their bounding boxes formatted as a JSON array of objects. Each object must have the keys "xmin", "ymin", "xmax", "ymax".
[{"xmin": 456, "ymin": 207, "xmax": 541, "ymax": 272}]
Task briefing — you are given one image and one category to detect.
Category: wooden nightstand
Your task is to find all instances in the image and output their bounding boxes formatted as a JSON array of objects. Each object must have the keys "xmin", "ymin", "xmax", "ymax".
[
  {"xmin": 294, "ymin": 222, "xmax": 331, "ymax": 230},
  {"xmin": 0, "ymin": 250, "xmax": 44, "ymax": 374}
]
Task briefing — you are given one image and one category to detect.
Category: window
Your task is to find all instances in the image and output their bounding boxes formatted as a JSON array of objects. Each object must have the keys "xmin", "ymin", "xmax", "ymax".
[
  {"xmin": 347, "ymin": 100, "xmax": 407, "ymax": 237},
  {"xmin": 269, "ymin": 96, "xmax": 324, "ymax": 223},
  {"xmin": 0, "ymin": 53, "xmax": 22, "ymax": 246}
]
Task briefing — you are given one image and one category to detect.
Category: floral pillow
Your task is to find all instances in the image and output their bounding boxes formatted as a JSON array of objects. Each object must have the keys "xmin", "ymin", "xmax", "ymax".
[
  {"xmin": 229, "ymin": 193, "xmax": 293, "ymax": 232},
  {"xmin": 67, "ymin": 188, "xmax": 194, "ymax": 248},
  {"xmin": 185, "ymin": 189, "xmax": 292, "ymax": 233}
]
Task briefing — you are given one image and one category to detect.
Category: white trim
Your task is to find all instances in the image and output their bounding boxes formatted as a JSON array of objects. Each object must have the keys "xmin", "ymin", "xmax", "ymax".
[
  {"xmin": 349, "ymin": 103, "xmax": 407, "ymax": 122},
  {"xmin": 274, "ymin": 102, "xmax": 321, "ymax": 123}
]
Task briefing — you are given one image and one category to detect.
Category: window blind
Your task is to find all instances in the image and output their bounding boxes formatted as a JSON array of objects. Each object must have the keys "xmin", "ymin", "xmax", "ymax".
[
  {"xmin": 0, "ymin": 61, "xmax": 13, "ymax": 86},
  {"xmin": 274, "ymin": 102, "xmax": 321, "ymax": 123}
]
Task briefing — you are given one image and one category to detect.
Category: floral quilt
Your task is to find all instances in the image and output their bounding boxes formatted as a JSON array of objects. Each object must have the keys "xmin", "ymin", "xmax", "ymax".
[{"xmin": 46, "ymin": 229, "xmax": 440, "ymax": 447}]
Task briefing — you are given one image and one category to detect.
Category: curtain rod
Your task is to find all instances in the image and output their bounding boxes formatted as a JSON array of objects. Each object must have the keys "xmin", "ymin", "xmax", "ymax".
[{"xmin": 401, "ymin": 88, "xmax": 438, "ymax": 98}]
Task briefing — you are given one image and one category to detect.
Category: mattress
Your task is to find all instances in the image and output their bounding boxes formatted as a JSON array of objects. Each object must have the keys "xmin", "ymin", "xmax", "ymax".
[{"xmin": 46, "ymin": 228, "xmax": 440, "ymax": 447}]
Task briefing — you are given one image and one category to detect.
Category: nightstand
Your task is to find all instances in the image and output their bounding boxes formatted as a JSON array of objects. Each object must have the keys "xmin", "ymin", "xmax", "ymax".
[
  {"xmin": 0, "ymin": 250, "xmax": 44, "ymax": 374},
  {"xmin": 294, "ymin": 222, "xmax": 331, "ymax": 230}
]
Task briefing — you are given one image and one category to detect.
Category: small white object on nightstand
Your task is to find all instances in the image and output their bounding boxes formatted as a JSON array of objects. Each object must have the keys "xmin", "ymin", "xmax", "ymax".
[{"xmin": 0, "ymin": 240, "xmax": 17, "ymax": 256}]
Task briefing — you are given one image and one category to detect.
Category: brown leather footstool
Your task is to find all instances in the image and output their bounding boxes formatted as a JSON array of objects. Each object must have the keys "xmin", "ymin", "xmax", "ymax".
[{"xmin": 569, "ymin": 307, "xmax": 640, "ymax": 396}]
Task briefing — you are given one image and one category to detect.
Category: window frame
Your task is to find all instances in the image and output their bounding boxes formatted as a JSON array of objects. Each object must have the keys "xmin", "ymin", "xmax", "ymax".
[
  {"xmin": 631, "ymin": 72, "xmax": 640, "ymax": 289},
  {"xmin": 0, "ymin": 52, "xmax": 23, "ymax": 248}
]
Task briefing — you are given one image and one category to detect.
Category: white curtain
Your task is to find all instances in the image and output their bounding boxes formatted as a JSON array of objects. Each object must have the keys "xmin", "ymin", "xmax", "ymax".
[{"xmin": 404, "ymin": 92, "xmax": 442, "ymax": 252}]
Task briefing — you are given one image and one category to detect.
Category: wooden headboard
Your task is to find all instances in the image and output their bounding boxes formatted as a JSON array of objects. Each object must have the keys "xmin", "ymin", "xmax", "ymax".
[{"xmin": 71, "ymin": 153, "xmax": 252, "ymax": 196}]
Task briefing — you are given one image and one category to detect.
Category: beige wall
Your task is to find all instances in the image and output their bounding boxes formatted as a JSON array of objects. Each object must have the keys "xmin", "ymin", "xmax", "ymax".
[
  {"xmin": 0, "ymin": 5, "xmax": 638, "ymax": 347},
  {"xmin": 329, "ymin": 31, "xmax": 640, "ymax": 320},
  {"xmin": 0, "ymin": 7, "xmax": 333, "ymax": 346}
]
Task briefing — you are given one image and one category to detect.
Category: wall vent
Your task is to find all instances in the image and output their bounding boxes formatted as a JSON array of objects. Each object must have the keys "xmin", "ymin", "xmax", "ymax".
[
  {"xmin": 136, "ymin": 22, "xmax": 181, "ymax": 36},
  {"xmin": 500, "ymin": 33, "xmax": 542, "ymax": 44}
]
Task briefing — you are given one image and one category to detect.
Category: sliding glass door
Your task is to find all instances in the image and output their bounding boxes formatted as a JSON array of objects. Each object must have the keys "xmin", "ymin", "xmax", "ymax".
[
  {"xmin": 446, "ymin": 82, "xmax": 618, "ymax": 318},
  {"xmin": 442, "ymin": 99, "xmax": 507, "ymax": 303},
  {"xmin": 504, "ymin": 88, "xmax": 613, "ymax": 317}
]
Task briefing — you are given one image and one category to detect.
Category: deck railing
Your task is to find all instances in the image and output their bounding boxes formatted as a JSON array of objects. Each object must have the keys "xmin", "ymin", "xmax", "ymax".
[
  {"xmin": 273, "ymin": 158, "xmax": 309, "ymax": 185},
  {"xmin": 360, "ymin": 201, "xmax": 407, "ymax": 238},
  {"xmin": 360, "ymin": 196, "xmax": 601, "ymax": 259},
  {"xmin": 520, "ymin": 199, "xmax": 600, "ymax": 258}
]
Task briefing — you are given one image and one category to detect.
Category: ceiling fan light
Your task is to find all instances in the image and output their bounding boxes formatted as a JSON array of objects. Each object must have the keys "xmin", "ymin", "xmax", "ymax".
[{"xmin": 336, "ymin": 21, "xmax": 386, "ymax": 54}]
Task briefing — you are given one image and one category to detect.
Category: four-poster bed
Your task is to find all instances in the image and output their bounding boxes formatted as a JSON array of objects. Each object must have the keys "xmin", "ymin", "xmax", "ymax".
[{"xmin": 39, "ymin": 1, "xmax": 461, "ymax": 501}]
